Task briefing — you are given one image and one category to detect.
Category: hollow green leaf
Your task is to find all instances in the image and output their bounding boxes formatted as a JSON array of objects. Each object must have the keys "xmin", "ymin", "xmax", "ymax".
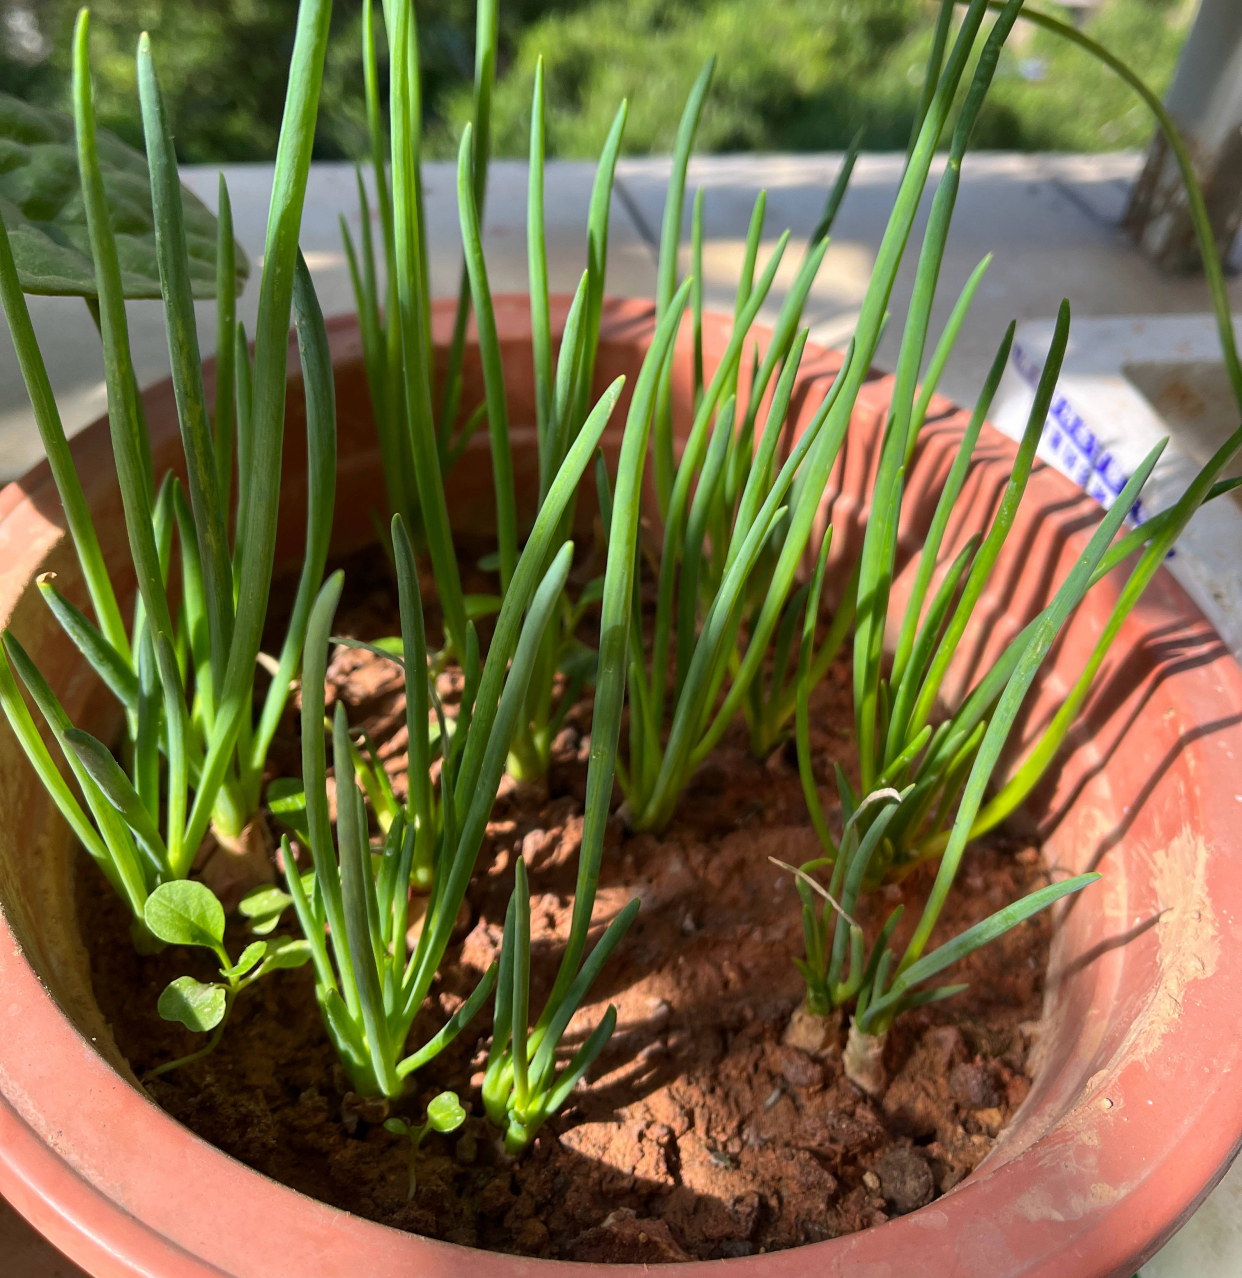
[
  {"xmin": 404, "ymin": 547, "xmax": 574, "ymax": 1026},
  {"xmin": 652, "ymin": 55, "xmax": 714, "ymax": 512},
  {"xmin": 183, "ymin": 0, "xmax": 334, "ymax": 862},
  {"xmin": 319, "ymin": 985, "xmax": 368, "ymax": 1070},
  {"xmin": 457, "ymin": 122, "xmax": 517, "ymax": 594},
  {"xmin": 138, "ymin": 36, "xmax": 234, "ymax": 714},
  {"xmin": 868, "ymin": 873, "xmax": 1099, "ymax": 1031},
  {"xmin": 35, "ymin": 575, "xmax": 138, "ymax": 710},
  {"xmin": 63, "ymin": 726, "xmax": 167, "ymax": 876},
  {"xmin": 335, "ymin": 702, "xmax": 394, "ymax": 1094},
  {"xmin": 250, "ymin": 249, "xmax": 338, "ymax": 781},
  {"xmin": 536, "ymin": 1004, "xmax": 618, "ymax": 1132},
  {"xmin": 1, "ymin": 632, "xmax": 149, "ymax": 914},
  {"xmin": 157, "ymin": 975, "xmax": 227, "ymax": 1032},
  {"xmin": 528, "ymin": 57, "xmax": 551, "ymax": 450}
]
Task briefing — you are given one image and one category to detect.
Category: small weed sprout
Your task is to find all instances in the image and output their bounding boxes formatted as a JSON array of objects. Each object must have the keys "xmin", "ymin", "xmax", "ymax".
[
  {"xmin": 142, "ymin": 879, "xmax": 311, "ymax": 1077},
  {"xmin": 384, "ymin": 1091, "xmax": 467, "ymax": 1198}
]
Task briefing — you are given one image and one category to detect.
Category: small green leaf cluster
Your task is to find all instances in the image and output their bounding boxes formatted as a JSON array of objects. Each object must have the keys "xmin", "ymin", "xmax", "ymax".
[
  {"xmin": 142, "ymin": 879, "xmax": 310, "ymax": 1077},
  {"xmin": 384, "ymin": 1091, "xmax": 467, "ymax": 1199}
]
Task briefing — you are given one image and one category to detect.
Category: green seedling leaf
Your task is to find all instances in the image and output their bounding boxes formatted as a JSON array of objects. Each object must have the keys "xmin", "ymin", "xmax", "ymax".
[
  {"xmin": 239, "ymin": 884, "xmax": 294, "ymax": 918},
  {"xmin": 239, "ymin": 884, "xmax": 295, "ymax": 937},
  {"xmin": 384, "ymin": 1117, "xmax": 410, "ymax": 1136},
  {"xmin": 427, "ymin": 1091, "xmax": 467, "ymax": 1134},
  {"xmin": 266, "ymin": 777, "xmax": 311, "ymax": 842},
  {"xmin": 220, "ymin": 941, "xmax": 268, "ymax": 979},
  {"xmin": 0, "ymin": 90, "xmax": 248, "ymax": 298},
  {"xmin": 157, "ymin": 975, "xmax": 227, "ymax": 1032},
  {"xmin": 144, "ymin": 880, "xmax": 226, "ymax": 949},
  {"xmin": 256, "ymin": 937, "xmax": 314, "ymax": 975}
]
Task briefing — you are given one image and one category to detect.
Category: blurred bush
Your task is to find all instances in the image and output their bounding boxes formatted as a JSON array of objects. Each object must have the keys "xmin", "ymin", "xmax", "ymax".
[{"xmin": 0, "ymin": 0, "xmax": 1192, "ymax": 162}]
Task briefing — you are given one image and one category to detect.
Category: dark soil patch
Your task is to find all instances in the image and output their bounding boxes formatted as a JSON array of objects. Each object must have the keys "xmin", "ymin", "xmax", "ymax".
[{"xmin": 80, "ymin": 549, "xmax": 1054, "ymax": 1261}]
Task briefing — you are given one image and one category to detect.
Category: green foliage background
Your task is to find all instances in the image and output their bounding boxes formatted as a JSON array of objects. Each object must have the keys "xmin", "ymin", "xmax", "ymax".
[{"xmin": 0, "ymin": 0, "xmax": 1192, "ymax": 162}]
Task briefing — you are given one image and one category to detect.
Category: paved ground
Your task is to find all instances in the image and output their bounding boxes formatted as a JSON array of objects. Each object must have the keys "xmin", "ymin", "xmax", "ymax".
[
  {"xmin": 4, "ymin": 151, "xmax": 1241, "ymax": 483},
  {"xmin": 2, "ymin": 151, "xmax": 1240, "ymax": 1273}
]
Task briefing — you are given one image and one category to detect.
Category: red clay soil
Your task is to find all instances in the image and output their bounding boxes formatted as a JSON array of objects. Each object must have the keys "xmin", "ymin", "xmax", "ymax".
[{"xmin": 80, "ymin": 553, "xmax": 1054, "ymax": 1262}]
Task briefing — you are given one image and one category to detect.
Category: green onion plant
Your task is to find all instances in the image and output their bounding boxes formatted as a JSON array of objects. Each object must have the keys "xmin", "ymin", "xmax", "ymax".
[
  {"xmin": 480, "ymin": 291, "xmax": 692, "ymax": 1149},
  {"xmin": 342, "ymin": 3, "xmax": 632, "ymax": 786},
  {"xmin": 621, "ymin": 2, "xmax": 1033, "ymax": 832},
  {"xmin": 0, "ymin": 7, "xmax": 337, "ymax": 940},
  {"xmin": 617, "ymin": 79, "xmax": 865, "ymax": 832},
  {"xmin": 280, "ymin": 355, "xmax": 629, "ymax": 1099},
  {"xmin": 778, "ymin": 0, "xmax": 1242, "ymax": 1095}
]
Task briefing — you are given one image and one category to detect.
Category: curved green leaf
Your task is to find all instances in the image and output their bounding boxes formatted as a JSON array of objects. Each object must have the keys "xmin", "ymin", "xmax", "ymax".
[
  {"xmin": 427, "ymin": 1091, "xmax": 467, "ymax": 1134},
  {"xmin": 157, "ymin": 975, "xmax": 227, "ymax": 1032},
  {"xmin": 220, "ymin": 941, "xmax": 268, "ymax": 979},
  {"xmin": 256, "ymin": 936, "xmax": 314, "ymax": 976},
  {"xmin": 144, "ymin": 879, "xmax": 225, "ymax": 949}
]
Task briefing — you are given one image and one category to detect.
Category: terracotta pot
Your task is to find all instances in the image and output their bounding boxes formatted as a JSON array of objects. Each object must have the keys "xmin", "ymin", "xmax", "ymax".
[{"xmin": 0, "ymin": 297, "xmax": 1239, "ymax": 1278}]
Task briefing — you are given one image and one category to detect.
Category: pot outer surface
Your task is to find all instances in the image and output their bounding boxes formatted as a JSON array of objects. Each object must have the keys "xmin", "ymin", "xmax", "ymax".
[{"xmin": 0, "ymin": 297, "xmax": 1239, "ymax": 1278}]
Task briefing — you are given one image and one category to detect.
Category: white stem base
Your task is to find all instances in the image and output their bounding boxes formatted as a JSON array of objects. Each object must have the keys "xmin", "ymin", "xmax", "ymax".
[
  {"xmin": 843, "ymin": 1020, "xmax": 888, "ymax": 1097},
  {"xmin": 783, "ymin": 1003, "xmax": 835, "ymax": 1055}
]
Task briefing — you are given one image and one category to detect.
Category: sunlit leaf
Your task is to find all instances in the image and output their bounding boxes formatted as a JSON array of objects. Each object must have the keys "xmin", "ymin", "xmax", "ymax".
[
  {"xmin": 256, "ymin": 937, "xmax": 313, "ymax": 975},
  {"xmin": 219, "ymin": 940, "xmax": 268, "ymax": 979},
  {"xmin": 265, "ymin": 777, "xmax": 310, "ymax": 842},
  {"xmin": 157, "ymin": 975, "xmax": 226, "ymax": 1032},
  {"xmin": 427, "ymin": 1091, "xmax": 467, "ymax": 1133},
  {"xmin": 238, "ymin": 883, "xmax": 294, "ymax": 937},
  {"xmin": 144, "ymin": 880, "xmax": 225, "ymax": 949}
]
